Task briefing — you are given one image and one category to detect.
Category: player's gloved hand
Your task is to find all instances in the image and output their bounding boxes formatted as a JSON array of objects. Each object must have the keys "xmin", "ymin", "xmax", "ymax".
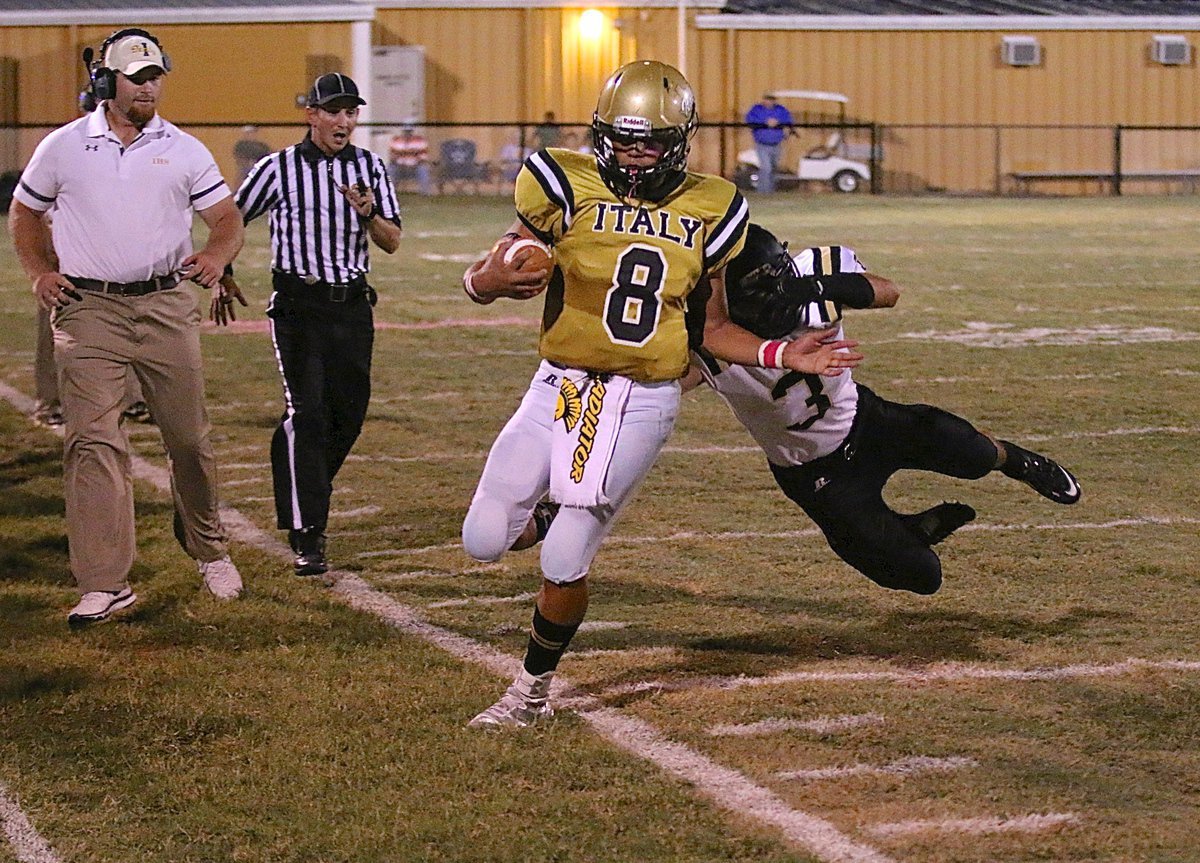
[{"xmin": 210, "ymin": 272, "xmax": 248, "ymax": 326}]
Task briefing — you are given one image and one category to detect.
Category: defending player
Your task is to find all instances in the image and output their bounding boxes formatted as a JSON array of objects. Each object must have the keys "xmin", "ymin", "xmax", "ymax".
[
  {"xmin": 459, "ymin": 62, "xmax": 863, "ymax": 727},
  {"xmin": 688, "ymin": 224, "xmax": 1081, "ymax": 595}
]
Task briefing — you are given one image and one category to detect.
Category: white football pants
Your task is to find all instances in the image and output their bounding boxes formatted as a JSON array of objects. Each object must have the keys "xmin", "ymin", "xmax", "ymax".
[{"xmin": 462, "ymin": 359, "xmax": 680, "ymax": 584}]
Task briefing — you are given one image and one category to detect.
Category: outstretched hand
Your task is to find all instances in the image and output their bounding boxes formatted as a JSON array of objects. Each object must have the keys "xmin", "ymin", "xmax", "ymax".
[
  {"xmin": 781, "ymin": 327, "xmax": 863, "ymax": 377},
  {"xmin": 209, "ymin": 273, "xmax": 249, "ymax": 326}
]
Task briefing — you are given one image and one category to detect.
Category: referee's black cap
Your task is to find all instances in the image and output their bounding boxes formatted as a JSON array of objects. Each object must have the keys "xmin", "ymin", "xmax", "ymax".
[{"xmin": 308, "ymin": 73, "xmax": 366, "ymax": 108}]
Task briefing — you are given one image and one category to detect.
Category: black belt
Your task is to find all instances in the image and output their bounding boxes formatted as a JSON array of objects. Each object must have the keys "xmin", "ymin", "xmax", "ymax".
[
  {"xmin": 67, "ymin": 275, "xmax": 179, "ymax": 296},
  {"xmin": 273, "ymin": 272, "xmax": 368, "ymax": 303}
]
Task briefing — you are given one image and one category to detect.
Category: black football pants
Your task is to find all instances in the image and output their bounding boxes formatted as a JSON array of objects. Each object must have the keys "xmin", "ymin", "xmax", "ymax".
[
  {"xmin": 268, "ymin": 289, "xmax": 374, "ymax": 532},
  {"xmin": 769, "ymin": 385, "xmax": 998, "ymax": 594}
]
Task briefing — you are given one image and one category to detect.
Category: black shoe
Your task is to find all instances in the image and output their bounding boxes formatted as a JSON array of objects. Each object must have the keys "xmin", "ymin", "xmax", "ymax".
[
  {"xmin": 531, "ymin": 501, "xmax": 560, "ymax": 544},
  {"xmin": 999, "ymin": 441, "xmax": 1082, "ymax": 505},
  {"xmin": 121, "ymin": 401, "xmax": 154, "ymax": 424},
  {"xmin": 902, "ymin": 501, "xmax": 976, "ymax": 546},
  {"xmin": 288, "ymin": 528, "xmax": 328, "ymax": 576}
]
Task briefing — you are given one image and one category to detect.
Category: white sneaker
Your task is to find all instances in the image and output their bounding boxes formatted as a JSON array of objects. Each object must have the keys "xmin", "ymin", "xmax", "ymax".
[
  {"xmin": 468, "ymin": 669, "xmax": 554, "ymax": 728},
  {"xmin": 199, "ymin": 556, "xmax": 243, "ymax": 599},
  {"xmin": 68, "ymin": 587, "xmax": 137, "ymax": 627}
]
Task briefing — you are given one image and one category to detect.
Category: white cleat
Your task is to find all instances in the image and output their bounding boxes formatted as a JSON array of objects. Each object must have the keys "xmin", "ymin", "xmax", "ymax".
[
  {"xmin": 468, "ymin": 669, "xmax": 554, "ymax": 728},
  {"xmin": 199, "ymin": 556, "xmax": 244, "ymax": 599},
  {"xmin": 68, "ymin": 587, "xmax": 137, "ymax": 627}
]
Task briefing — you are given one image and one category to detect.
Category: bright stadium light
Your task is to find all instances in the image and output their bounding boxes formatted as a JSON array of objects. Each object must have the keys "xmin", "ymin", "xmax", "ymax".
[{"xmin": 579, "ymin": 9, "xmax": 607, "ymax": 40}]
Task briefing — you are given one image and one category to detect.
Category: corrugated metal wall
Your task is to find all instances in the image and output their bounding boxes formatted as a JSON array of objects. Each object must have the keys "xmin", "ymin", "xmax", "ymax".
[{"xmin": 2, "ymin": 11, "xmax": 1197, "ymax": 192}]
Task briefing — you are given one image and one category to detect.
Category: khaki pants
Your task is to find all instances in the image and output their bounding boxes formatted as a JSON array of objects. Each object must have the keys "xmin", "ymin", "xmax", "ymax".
[
  {"xmin": 53, "ymin": 286, "xmax": 228, "ymax": 593},
  {"xmin": 37, "ymin": 306, "xmax": 147, "ymax": 414}
]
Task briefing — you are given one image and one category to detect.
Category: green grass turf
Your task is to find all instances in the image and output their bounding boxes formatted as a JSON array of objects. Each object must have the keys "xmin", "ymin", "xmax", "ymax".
[{"xmin": 1, "ymin": 193, "xmax": 1198, "ymax": 862}]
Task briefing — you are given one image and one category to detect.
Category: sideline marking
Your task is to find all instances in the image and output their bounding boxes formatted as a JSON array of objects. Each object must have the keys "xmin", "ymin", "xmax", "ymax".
[
  {"xmin": 0, "ymin": 382, "xmax": 895, "ymax": 863},
  {"xmin": 777, "ymin": 756, "xmax": 977, "ymax": 782},
  {"xmin": 710, "ymin": 713, "xmax": 885, "ymax": 738},
  {"xmin": 604, "ymin": 658, "xmax": 1200, "ymax": 699},
  {"xmin": 867, "ymin": 813, "xmax": 1080, "ymax": 837},
  {"xmin": 0, "ymin": 780, "xmax": 62, "ymax": 863}
]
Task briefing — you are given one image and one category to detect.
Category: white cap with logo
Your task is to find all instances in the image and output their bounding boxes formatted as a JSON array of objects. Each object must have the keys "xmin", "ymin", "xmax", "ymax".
[{"xmin": 104, "ymin": 34, "xmax": 168, "ymax": 76}]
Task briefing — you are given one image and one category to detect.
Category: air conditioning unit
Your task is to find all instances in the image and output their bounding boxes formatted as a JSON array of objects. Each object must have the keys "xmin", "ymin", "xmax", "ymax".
[
  {"xmin": 1152, "ymin": 35, "xmax": 1192, "ymax": 66},
  {"xmin": 1002, "ymin": 35, "xmax": 1042, "ymax": 67}
]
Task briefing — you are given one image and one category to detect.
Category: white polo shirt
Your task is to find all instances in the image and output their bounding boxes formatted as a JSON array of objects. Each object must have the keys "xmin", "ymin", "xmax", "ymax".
[{"xmin": 14, "ymin": 104, "xmax": 230, "ymax": 284}]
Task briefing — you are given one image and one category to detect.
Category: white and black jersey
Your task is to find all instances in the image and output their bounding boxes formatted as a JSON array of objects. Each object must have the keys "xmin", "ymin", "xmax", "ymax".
[
  {"xmin": 696, "ymin": 245, "xmax": 865, "ymax": 466},
  {"xmin": 235, "ymin": 134, "xmax": 401, "ymax": 284}
]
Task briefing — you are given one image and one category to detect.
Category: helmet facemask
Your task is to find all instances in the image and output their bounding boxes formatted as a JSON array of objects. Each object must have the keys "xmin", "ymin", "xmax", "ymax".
[{"xmin": 592, "ymin": 118, "xmax": 694, "ymax": 202}]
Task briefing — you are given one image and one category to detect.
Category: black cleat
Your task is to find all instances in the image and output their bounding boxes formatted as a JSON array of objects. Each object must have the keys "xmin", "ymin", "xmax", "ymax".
[
  {"xmin": 903, "ymin": 501, "xmax": 976, "ymax": 546},
  {"xmin": 531, "ymin": 500, "xmax": 560, "ymax": 544},
  {"xmin": 999, "ymin": 441, "xmax": 1082, "ymax": 505},
  {"xmin": 289, "ymin": 528, "xmax": 328, "ymax": 576}
]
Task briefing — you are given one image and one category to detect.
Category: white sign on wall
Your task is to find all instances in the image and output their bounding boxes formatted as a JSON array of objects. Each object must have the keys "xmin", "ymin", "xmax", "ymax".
[{"xmin": 371, "ymin": 45, "xmax": 425, "ymax": 124}]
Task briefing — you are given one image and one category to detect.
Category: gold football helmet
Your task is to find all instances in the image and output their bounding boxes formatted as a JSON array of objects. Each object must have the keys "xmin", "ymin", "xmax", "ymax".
[{"xmin": 591, "ymin": 60, "xmax": 698, "ymax": 201}]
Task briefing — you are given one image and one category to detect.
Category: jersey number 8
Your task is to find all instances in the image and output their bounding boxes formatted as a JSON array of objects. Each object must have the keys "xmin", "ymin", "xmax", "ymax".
[{"xmin": 604, "ymin": 244, "xmax": 667, "ymax": 347}]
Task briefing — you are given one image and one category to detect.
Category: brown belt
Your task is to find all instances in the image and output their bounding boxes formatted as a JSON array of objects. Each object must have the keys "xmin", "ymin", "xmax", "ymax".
[{"xmin": 67, "ymin": 275, "xmax": 180, "ymax": 296}]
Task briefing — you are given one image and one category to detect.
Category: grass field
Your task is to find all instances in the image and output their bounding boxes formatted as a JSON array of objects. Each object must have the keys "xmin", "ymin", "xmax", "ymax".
[{"xmin": 2, "ymin": 193, "xmax": 1199, "ymax": 863}]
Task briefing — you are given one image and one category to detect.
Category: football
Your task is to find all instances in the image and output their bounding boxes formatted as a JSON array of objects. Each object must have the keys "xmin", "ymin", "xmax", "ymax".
[{"xmin": 501, "ymin": 237, "xmax": 553, "ymax": 273}]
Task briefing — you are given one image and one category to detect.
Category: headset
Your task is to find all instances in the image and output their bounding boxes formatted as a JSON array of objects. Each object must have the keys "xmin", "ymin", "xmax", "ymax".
[{"xmin": 82, "ymin": 28, "xmax": 171, "ymax": 102}]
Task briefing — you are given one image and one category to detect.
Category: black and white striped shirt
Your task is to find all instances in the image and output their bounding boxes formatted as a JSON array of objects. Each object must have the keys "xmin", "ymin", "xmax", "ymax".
[{"xmin": 235, "ymin": 134, "xmax": 401, "ymax": 284}]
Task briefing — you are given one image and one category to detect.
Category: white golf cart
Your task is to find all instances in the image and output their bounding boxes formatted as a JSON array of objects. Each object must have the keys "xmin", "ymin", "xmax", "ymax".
[{"xmin": 734, "ymin": 90, "xmax": 872, "ymax": 193}]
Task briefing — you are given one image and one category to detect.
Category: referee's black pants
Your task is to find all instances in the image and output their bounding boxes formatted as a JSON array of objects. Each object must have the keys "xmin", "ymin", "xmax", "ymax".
[
  {"xmin": 267, "ymin": 281, "xmax": 374, "ymax": 533},
  {"xmin": 769, "ymin": 385, "xmax": 998, "ymax": 595}
]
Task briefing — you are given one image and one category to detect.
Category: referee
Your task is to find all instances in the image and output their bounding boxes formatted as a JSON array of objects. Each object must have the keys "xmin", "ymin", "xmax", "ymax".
[{"xmin": 235, "ymin": 73, "xmax": 402, "ymax": 576}]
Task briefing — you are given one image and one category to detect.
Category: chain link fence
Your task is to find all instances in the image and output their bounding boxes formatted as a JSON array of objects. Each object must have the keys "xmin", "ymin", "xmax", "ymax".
[{"xmin": 4, "ymin": 121, "xmax": 1198, "ymax": 207}]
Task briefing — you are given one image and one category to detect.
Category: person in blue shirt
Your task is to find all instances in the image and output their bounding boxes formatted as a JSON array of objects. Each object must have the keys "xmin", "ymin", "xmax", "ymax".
[{"xmin": 744, "ymin": 93, "xmax": 793, "ymax": 194}]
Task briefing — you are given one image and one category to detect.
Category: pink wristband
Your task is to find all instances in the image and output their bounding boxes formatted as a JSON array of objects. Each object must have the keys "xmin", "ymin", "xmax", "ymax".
[{"xmin": 757, "ymin": 339, "xmax": 788, "ymax": 370}]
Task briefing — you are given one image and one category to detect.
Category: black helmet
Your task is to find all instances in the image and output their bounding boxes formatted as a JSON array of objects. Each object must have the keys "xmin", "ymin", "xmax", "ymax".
[{"xmin": 724, "ymin": 223, "xmax": 804, "ymax": 338}]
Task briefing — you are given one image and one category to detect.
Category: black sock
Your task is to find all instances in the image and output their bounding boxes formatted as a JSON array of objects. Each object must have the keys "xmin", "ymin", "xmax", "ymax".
[
  {"xmin": 522, "ymin": 606, "xmax": 580, "ymax": 676},
  {"xmin": 997, "ymin": 440, "xmax": 1030, "ymax": 479}
]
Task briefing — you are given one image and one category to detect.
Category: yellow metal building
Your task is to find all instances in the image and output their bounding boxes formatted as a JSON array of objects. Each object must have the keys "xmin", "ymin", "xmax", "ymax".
[{"xmin": 2, "ymin": 1, "xmax": 1199, "ymax": 193}]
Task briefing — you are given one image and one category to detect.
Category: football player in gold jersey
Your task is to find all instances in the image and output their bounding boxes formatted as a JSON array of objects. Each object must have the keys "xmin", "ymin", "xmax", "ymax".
[{"xmin": 459, "ymin": 60, "xmax": 863, "ymax": 728}]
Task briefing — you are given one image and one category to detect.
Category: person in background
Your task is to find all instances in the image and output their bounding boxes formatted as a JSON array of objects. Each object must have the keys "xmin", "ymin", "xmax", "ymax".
[
  {"xmin": 744, "ymin": 93, "xmax": 793, "ymax": 194},
  {"xmin": 9, "ymin": 27, "xmax": 246, "ymax": 624},
  {"xmin": 233, "ymin": 125, "xmax": 271, "ymax": 186},
  {"xmin": 533, "ymin": 110, "xmax": 560, "ymax": 150},
  {"xmin": 387, "ymin": 126, "xmax": 432, "ymax": 196},
  {"xmin": 235, "ymin": 73, "xmax": 402, "ymax": 577}
]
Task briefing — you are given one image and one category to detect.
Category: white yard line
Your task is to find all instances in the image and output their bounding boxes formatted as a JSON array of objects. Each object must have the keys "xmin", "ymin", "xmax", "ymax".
[
  {"xmin": 328, "ymin": 505, "xmax": 382, "ymax": 519},
  {"xmin": 0, "ymin": 380, "xmax": 894, "ymax": 863},
  {"xmin": 604, "ymin": 658, "xmax": 1200, "ymax": 699},
  {"xmin": 0, "ymin": 780, "xmax": 62, "ymax": 863},
  {"xmin": 867, "ymin": 812, "xmax": 1080, "ymax": 837},
  {"xmin": 426, "ymin": 591, "xmax": 537, "ymax": 608},
  {"xmin": 577, "ymin": 620, "xmax": 631, "ymax": 632},
  {"xmin": 710, "ymin": 714, "xmax": 886, "ymax": 738},
  {"xmin": 777, "ymin": 756, "xmax": 977, "ymax": 782},
  {"xmin": 569, "ymin": 646, "xmax": 681, "ymax": 661}
]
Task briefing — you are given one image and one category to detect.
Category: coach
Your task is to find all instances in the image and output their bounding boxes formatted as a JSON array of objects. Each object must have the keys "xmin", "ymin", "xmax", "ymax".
[
  {"xmin": 235, "ymin": 73, "xmax": 402, "ymax": 577},
  {"xmin": 9, "ymin": 27, "xmax": 245, "ymax": 624}
]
